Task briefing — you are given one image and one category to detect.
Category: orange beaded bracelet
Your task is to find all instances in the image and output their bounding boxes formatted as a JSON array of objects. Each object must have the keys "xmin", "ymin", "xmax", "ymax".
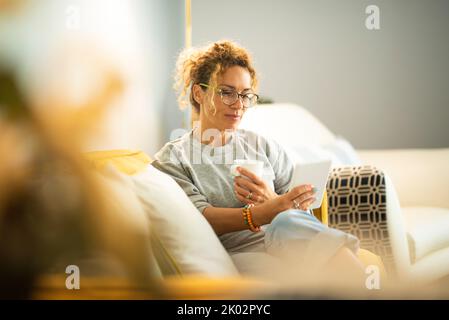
[{"xmin": 242, "ymin": 204, "xmax": 261, "ymax": 233}]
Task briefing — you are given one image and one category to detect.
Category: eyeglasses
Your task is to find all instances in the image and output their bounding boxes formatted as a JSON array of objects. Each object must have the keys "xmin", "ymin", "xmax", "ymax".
[{"xmin": 199, "ymin": 83, "xmax": 259, "ymax": 108}]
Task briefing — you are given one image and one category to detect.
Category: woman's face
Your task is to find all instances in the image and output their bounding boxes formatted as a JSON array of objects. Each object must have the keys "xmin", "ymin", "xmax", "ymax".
[{"xmin": 196, "ymin": 65, "xmax": 253, "ymax": 132}]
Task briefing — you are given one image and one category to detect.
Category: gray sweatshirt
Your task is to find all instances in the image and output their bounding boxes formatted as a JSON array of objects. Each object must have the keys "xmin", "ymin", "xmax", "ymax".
[{"xmin": 151, "ymin": 128, "xmax": 294, "ymax": 253}]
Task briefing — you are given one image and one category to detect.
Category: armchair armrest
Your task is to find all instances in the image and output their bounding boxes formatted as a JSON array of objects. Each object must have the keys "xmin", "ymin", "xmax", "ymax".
[
  {"xmin": 326, "ymin": 165, "xmax": 395, "ymax": 274},
  {"xmin": 312, "ymin": 191, "xmax": 328, "ymax": 226}
]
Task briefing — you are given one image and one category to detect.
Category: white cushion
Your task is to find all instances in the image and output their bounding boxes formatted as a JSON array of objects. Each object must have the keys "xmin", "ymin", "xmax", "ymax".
[
  {"xmin": 284, "ymin": 136, "xmax": 361, "ymax": 167},
  {"xmin": 240, "ymin": 103, "xmax": 361, "ymax": 167},
  {"xmin": 240, "ymin": 103, "xmax": 336, "ymax": 147},
  {"xmin": 357, "ymin": 148, "xmax": 449, "ymax": 208},
  {"xmin": 130, "ymin": 165, "xmax": 239, "ymax": 276},
  {"xmin": 403, "ymin": 207, "xmax": 449, "ymax": 262},
  {"xmin": 88, "ymin": 167, "xmax": 162, "ymax": 279},
  {"xmin": 408, "ymin": 247, "xmax": 449, "ymax": 284},
  {"xmin": 321, "ymin": 136, "xmax": 361, "ymax": 166}
]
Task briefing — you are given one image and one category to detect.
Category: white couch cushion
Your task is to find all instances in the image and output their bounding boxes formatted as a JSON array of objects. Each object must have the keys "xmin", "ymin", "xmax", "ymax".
[
  {"xmin": 357, "ymin": 148, "xmax": 449, "ymax": 208},
  {"xmin": 403, "ymin": 207, "xmax": 449, "ymax": 263},
  {"xmin": 130, "ymin": 165, "xmax": 239, "ymax": 276},
  {"xmin": 240, "ymin": 103, "xmax": 336, "ymax": 147},
  {"xmin": 90, "ymin": 168, "xmax": 163, "ymax": 279},
  {"xmin": 408, "ymin": 247, "xmax": 449, "ymax": 284},
  {"xmin": 321, "ymin": 136, "xmax": 362, "ymax": 166},
  {"xmin": 239, "ymin": 103, "xmax": 361, "ymax": 167},
  {"xmin": 284, "ymin": 136, "xmax": 361, "ymax": 167}
]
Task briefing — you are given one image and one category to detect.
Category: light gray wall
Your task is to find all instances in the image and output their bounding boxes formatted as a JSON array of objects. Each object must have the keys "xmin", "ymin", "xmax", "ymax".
[
  {"xmin": 141, "ymin": 0, "xmax": 188, "ymax": 151},
  {"xmin": 192, "ymin": 0, "xmax": 449, "ymax": 149}
]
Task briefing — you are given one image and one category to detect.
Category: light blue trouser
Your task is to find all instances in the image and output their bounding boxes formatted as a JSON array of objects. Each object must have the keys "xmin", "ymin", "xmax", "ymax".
[{"xmin": 264, "ymin": 209, "xmax": 360, "ymax": 267}]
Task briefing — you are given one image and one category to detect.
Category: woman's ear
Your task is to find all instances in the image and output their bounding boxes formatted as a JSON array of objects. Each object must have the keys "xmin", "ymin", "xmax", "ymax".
[{"xmin": 192, "ymin": 84, "xmax": 204, "ymax": 105}]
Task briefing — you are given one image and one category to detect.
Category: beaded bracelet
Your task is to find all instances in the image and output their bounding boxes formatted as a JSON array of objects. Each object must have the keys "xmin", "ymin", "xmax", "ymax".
[{"xmin": 242, "ymin": 203, "xmax": 261, "ymax": 233}]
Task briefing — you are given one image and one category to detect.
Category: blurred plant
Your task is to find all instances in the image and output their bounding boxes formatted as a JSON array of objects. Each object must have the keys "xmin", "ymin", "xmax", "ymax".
[
  {"xmin": 0, "ymin": 58, "xmax": 162, "ymax": 298},
  {"xmin": 0, "ymin": 0, "xmax": 27, "ymax": 14}
]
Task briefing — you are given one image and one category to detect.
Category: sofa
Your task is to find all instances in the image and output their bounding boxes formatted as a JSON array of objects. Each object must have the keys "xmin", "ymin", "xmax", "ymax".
[
  {"xmin": 239, "ymin": 103, "xmax": 449, "ymax": 285},
  {"xmin": 34, "ymin": 148, "xmax": 388, "ymax": 299},
  {"xmin": 31, "ymin": 104, "xmax": 448, "ymax": 299}
]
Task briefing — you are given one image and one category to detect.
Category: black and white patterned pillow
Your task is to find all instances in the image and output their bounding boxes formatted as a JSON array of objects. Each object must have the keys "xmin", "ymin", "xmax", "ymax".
[{"xmin": 326, "ymin": 166, "xmax": 395, "ymax": 274}]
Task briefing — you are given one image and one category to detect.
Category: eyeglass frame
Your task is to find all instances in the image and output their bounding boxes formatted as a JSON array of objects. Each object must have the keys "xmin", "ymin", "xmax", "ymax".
[{"xmin": 198, "ymin": 83, "xmax": 259, "ymax": 108}]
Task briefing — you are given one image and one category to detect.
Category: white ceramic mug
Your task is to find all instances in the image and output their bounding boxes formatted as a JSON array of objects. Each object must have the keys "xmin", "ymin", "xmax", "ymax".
[{"xmin": 230, "ymin": 159, "xmax": 264, "ymax": 178}]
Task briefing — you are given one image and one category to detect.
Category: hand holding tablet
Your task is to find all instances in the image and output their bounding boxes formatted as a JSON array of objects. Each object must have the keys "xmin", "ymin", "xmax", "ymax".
[{"xmin": 288, "ymin": 160, "xmax": 332, "ymax": 210}]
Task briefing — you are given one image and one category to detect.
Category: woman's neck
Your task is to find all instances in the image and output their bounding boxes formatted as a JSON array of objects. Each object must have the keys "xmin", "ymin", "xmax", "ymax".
[{"xmin": 193, "ymin": 125, "xmax": 235, "ymax": 147}]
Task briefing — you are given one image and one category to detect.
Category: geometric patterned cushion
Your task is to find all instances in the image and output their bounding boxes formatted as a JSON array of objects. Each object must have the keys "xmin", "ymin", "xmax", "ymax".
[{"xmin": 327, "ymin": 166, "xmax": 394, "ymax": 274}]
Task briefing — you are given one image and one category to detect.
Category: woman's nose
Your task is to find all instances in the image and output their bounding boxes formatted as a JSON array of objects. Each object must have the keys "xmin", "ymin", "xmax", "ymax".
[{"xmin": 230, "ymin": 96, "xmax": 244, "ymax": 109}]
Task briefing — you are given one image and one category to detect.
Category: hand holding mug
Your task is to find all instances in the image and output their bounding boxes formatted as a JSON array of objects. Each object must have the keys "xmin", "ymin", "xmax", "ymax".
[{"xmin": 231, "ymin": 160, "xmax": 277, "ymax": 205}]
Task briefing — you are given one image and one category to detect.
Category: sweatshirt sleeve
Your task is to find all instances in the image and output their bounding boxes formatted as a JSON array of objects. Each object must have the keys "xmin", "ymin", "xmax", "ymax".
[{"xmin": 151, "ymin": 144, "xmax": 212, "ymax": 214}]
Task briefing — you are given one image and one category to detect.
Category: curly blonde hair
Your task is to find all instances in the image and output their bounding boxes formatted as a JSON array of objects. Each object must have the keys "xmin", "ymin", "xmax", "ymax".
[{"xmin": 174, "ymin": 40, "xmax": 258, "ymax": 114}]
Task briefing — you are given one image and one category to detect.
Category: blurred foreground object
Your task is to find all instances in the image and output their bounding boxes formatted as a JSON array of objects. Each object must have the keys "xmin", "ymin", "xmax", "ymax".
[
  {"xmin": 0, "ymin": 63, "xmax": 161, "ymax": 298},
  {"xmin": 0, "ymin": 0, "xmax": 26, "ymax": 13}
]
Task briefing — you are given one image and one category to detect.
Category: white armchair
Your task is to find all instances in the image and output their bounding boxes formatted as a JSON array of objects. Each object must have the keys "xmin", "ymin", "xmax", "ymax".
[{"xmin": 240, "ymin": 103, "xmax": 449, "ymax": 284}]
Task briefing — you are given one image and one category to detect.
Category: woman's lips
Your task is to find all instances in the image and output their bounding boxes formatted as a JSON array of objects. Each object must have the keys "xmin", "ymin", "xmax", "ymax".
[{"xmin": 225, "ymin": 114, "xmax": 241, "ymax": 121}]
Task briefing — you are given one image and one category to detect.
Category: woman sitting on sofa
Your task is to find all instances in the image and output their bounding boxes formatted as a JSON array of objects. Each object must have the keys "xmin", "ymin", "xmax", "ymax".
[{"xmin": 152, "ymin": 40, "xmax": 364, "ymax": 283}]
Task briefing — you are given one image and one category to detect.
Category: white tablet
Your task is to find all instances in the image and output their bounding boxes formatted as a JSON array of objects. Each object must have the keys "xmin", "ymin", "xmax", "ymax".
[{"xmin": 287, "ymin": 160, "xmax": 332, "ymax": 210}]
